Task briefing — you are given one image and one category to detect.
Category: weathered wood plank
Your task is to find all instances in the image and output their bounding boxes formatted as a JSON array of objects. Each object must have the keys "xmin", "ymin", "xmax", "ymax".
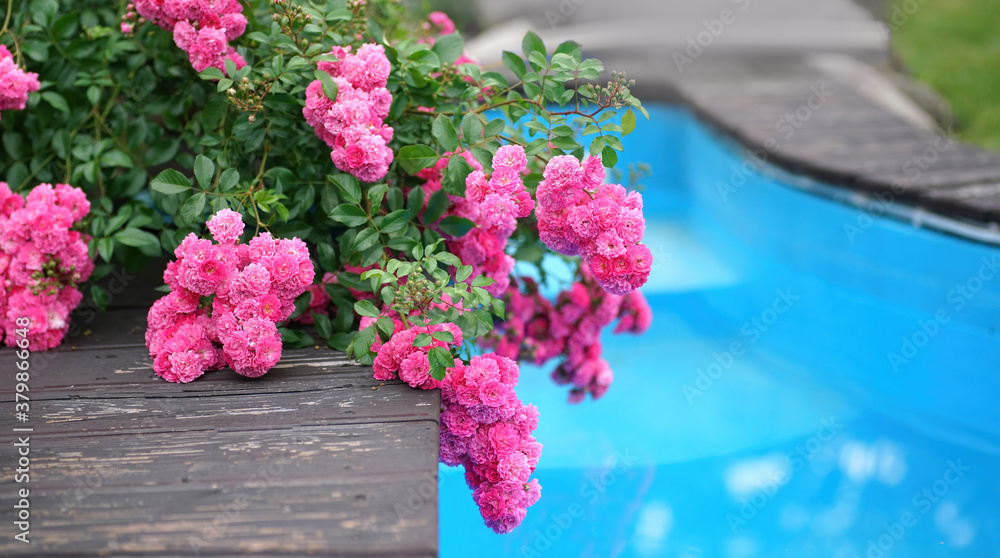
[
  {"xmin": 20, "ymin": 383, "xmax": 436, "ymax": 436},
  {"xmin": 0, "ymin": 308, "xmax": 440, "ymax": 556},
  {"xmin": 61, "ymin": 307, "xmax": 149, "ymax": 351},
  {"xmin": 0, "ymin": 422, "xmax": 438, "ymax": 492},
  {"xmin": 1, "ymin": 478, "xmax": 437, "ymax": 557},
  {"xmin": 0, "ymin": 348, "xmax": 413, "ymax": 402}
]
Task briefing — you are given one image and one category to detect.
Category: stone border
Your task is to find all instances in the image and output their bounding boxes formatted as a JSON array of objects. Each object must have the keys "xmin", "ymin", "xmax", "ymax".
[{"xmin": 617, "ymin": 53, "xmax": 1000, "ymax": 231}]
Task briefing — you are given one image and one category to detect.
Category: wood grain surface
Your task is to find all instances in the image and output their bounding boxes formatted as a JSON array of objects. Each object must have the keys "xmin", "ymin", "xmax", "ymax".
[{"xmin": 0, "ymin": 308, "xmax": 440, "ymax": 557}]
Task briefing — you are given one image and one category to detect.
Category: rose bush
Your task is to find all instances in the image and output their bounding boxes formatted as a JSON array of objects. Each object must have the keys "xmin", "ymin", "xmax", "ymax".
[{"xmin": 1, "ymin": 0, "xmax": 654, "ymax": 532}]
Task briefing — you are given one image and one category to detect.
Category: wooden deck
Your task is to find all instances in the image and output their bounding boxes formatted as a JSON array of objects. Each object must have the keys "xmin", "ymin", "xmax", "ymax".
[{"xmin": 0, "ymin": 307, "xmax": 440, "ymax": 557}]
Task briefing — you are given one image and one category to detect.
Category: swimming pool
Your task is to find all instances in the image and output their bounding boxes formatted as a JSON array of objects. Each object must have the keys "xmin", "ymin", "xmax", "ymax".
[{"xmin": 440, "ymin": 105, "xmax": 1000, "ymax": 557}]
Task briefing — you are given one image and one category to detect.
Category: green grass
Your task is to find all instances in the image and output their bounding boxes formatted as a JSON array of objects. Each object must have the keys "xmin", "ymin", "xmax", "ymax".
[{"xmin": 889, "ymin": 0, "xmax": 1000, "ymax": 151}]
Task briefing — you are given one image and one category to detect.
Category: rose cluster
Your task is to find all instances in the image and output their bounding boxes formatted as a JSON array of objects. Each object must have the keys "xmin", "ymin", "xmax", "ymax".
[
  {"xmin": 418, "ymin": 147, "xmax": 533, "ymax": 297},
  {"xmin": 0, "ymin": 182, "xmax": 94, "ymax": 349},
  {"xmin": 303, "ymin": 44, "xmax": 394, "ymax": 183},
  {"xmin": 0, "ymin": 45, "xmax": 40, "ymax": 121},
  {"xmin": 466, "ymin": 145, "xmax": 535, "ymax": 232},
  {"xmin": 132, "ymin": 0, "xmax": 248, "ymax": 73},
  {"xmin": 363, "ymin": 315, "xmax": 462, "ymax": 390},
  {"xmin": 361, "ymin": 307, "xmax": 542, "ymax": 533},
  {"xmin": 146, "ymin": 209, "xmax": 313, "ymax": 382},
  {"xmin": 439, "ymin": 354, "xmax": 542, "ymax": 534},
  {"xmin": 488, "ymin": 267, "xmax": 652, "ymax": 402},
  {"xmin": 536, "ymin": 155, "xmax": 652, "ymax": 295}
]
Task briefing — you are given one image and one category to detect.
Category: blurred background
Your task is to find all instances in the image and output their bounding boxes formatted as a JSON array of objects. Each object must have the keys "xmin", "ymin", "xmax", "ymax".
[{"xmin": 409, "ymin": 0, "xmax": 998, "ymax": 151}]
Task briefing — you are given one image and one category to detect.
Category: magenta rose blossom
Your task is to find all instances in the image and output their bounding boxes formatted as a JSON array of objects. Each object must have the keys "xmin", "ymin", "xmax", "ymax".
[
  {"xmin": 535, "ymin": 155, "xmax": 652, "ymax": 295},
  {"xmin": 0, "ymin": 45, "xmax": 40, "ymax": 119},
  {"xmin": 0, "ymin": 183, "xmax": 94, "ymax": 349},
  {"xmin": 145, "ymin": 210, "xmax": 312, "ymax": 382},
  {"xmin": 134, "ymin": 0, "xmax": 247, "ymax": 74},
  {"xmin": 303, "ymin": 44, "xmax": 396, "ymax": 183}
]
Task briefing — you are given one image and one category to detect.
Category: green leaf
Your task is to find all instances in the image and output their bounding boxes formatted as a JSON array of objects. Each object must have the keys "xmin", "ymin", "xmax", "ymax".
[
  {"xmin": 522, "ymin": 31, "xmax": 546, "ymax": 59},
  {"xmin": 602, "ymin": 145, "xmax": 618, "ymax": 167},
  {"xmin": 279, "ymin": 328, "xmax": 315, "ymax": 349},
  {"xmin": 317, "ymin": 243, "xmax": 337, "ymax": 271},
  {"xmin": 431, "ymin": 331, "xmax": 454, "ymax": 343},
  {"xmin": 96, "ymin": 237, "xmax": 114, "ymax": 262},
  {"xmin": 193, "ymin": 155, "xmax": 215, "ymax": 188},
  {"xmin": 472, "ymin": 275, "xmax": 496, "ymax": 287},
  {"xmin": 502, "ymin": 51, "xmax": 527, "ymax": 80},
  {"xmin": 621, "ymin": 109, "xmax": 637, "ymax": 136},
  {"xmin": 553, "ymin": 40, "xmax": 582, "ymax": 59},
  {"xmin": 100, "ymin": 149, "xmax": 132, "ymax": 168},
  {"xmin": 316, "ymin": 70, "xmax": 339, "ymax": 100},
  {"xmin": 289, "ymin": 291, "xmax": 312, "ymax": 320},
  {"xmin": 244, "ymin": 127, "xmax": 266, "ymax": 151},
  {"xmin": 386, "ymin": 186, "xmax": 404, "ymax": 212},
  {"xmin": 202, "ymin": 95, "xmax": 227, "ymax": 131},
  {"xmin": 380, "ymin": 209, "xmax": 410, "ymax": 234},
  {"xmin": 422, "ymin": 190, "xmax": 448, "ymax": 224},
  {"xmin": 90, "ymin": 284, "xmax": 109, "ymax": 311},
  {"xmin": 386, "ymin": 236, "xmax": 418, "ymax": 251},
  {"xmin": 375, "ymin": 316, "xmax": 395, "ymax": 342},
  {"xmin": 367, "ymin": 183, "xmax": 388, "ymax": 211},
  {"xmin": 199, "ymin": 67, "xmax": 225, "ymax": 81},
  {"xmin": 435, "ymin": 252, "xmax": 461, "ymax": 267},
  {"xmin": 20, "ymin": 39, "xmax": 48, "ymax": 63},
  {"xmin": 52, "ymin": 12, "xmax": 79, "ymax": 40},
  {"xmin": 441, "ymin": 155, "xmax": 474, "ymax": 196},
  {"xmin": 461, "ymin": 113, "xmax": 483, "ymax": 145},
  {"xmin": 397, "ymin": 145, "xmax": 439, "ymax": 175},
  {"xmin": 5, "ymin": 163, "xmax": 26, "ymax": 188},
  {"xmin": 150, "ymin": 169, "xmax": 191, "ymax": 194},
  {"xmin": 407, "ymin": 185, "xmax": 425, "ymax": 216},
  {"xmin": 146, "ymin": 139, "xmax": 180, "ymax": 166},
  {"xmin": 456, "ymin": 265, "xmax": 474, "ymax": 282},
  {"xmin": 432, "ymin": 115, "xmax": 459, "ymax": 152},
  {"xmin": 218, "ymin": 168, "xmax": 240, "ymax": 191},
  {"xmin": 353, "ymin": 227, "xmax": 381, "ymax": 251},
  {"xmin": 2, "ymin": 133, "xmax": 23, "ymax": 160},
  {"xmin": 41, "ymin": 91, "xmax": 69, "ymax": 113},
  {"xmin": 328, "ymin": 332, "xmax": 354, "ymax": 351},
  {"xmin": 329, "ymin": 204, "xmax": 368, "ymax": 227},
  {"xmin": 413, "ymin": 333, "xmax": 433, "ymax": 348},
  {"xmin": 313, "ymin": 312, "xmax": 333, "ymax": 340},
  {"xmin": 104, "ymin": 205, "xmax": 132, "ymax": 235},
  {"xmin": 491, "ymin": 298, "xmax": 506, "ymax": 319},
  {"xmin": 432, "ymin": 33, "xmax": 464, "ymax": 65},
  {"xmin": 333, "ymin": 302, "xmax": 355, "ymax": 332},
  {"xmin": 180, "ymin": 192, "xmax": 207, "ymax": 223},
  {"xmin": 86, "ymin": 85, "xmax": 101, "ymax": 107},
  {"xmin": 331, "ymin": 174, "xmax": 361, "ymax": 205},
  {"xmin": 428, "ymin": 346, "xmax": 455, "ymax": 380},
  {"xmin": 354, "ymin": 300, "xmax": 380, "ymax": 318},
  {"xmin": 438, "ymin": 216, "xmax": 476, "ymax": 237},
  {"xmin": 483, "ymin": 118, "xmax": 506, "ymax": 138},
  {"xmin": 352, "ymin": 325, "xmax": 377, "ymax": 358},
  {"xmin": 113, "ymin": 228, "xmax": 159, "ymax": 249}
]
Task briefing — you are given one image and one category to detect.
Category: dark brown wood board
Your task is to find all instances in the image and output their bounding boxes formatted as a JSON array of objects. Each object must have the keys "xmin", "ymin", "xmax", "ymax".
[{"xmin": 0, "ymin": 308, "xmax": 440, "ymax": 557}]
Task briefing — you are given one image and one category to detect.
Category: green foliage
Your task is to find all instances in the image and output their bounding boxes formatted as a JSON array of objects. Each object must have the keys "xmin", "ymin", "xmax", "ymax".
[{"xmin": 0, "ymin": 0, "xmax": 646, "ymax": 365}]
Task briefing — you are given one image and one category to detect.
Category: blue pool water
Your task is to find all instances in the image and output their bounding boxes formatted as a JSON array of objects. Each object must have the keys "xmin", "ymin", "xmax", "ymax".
[{"xmin": 439, "ymin": 105, "xmax": 1000, "ymax": 557}]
